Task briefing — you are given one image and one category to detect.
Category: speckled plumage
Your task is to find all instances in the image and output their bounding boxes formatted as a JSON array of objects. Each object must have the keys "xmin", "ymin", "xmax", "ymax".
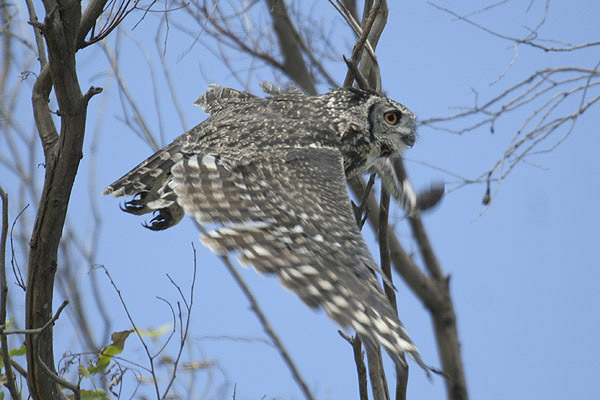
[{"xmin": 103, "ymin": 85, "xmax": 426, "ymax": 370}]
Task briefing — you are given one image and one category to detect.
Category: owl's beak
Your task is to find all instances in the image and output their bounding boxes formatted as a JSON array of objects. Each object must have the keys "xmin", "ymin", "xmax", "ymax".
[{"xmin": 402, "ymin": 131, "xmax": 416, "ymax": 147}]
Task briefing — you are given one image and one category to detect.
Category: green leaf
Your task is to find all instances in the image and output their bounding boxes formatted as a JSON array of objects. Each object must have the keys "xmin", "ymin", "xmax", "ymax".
[
  {"xmin": 4, "ymin": 315, "xmax": 13, "ymax": 331},
  {"xmin": 9, "ymin": 345, "xmax": 26, "ymax": 357},
  {"xmin": 78, "ymin": 365, "xmax": 90, "ymax": 378},
  {"xmin": 88, "ymin": 330, "xmax": 132, "ymax": 375},
  {"xmin": 0, "ymin": 316, "xmax": 13, "ymax": 345},
  {"xmin": 71, "ymin": 389, "xmax": 109, "ymax": 400},
  {"xmin": 0, "ymin": 344, "xmax": 25, "ymax": 371}
]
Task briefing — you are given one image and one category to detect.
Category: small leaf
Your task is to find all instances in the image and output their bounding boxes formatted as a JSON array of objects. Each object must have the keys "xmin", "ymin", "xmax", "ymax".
[
  {"xmin": 181, "ymin": 360, "xmax": 215, "ymax": 371},
  {"xmin": 158, "ymin": 355, "xmax": 174, "ymax": 365},
  {"xmin": 136, "ymin": 323, "xmax": 172, "ymax": 339},
  {"xmin": 136, "ymin": 375, "xmax": 155, "ymax": 384},
  {"xmin": 88, "ymin": 356, "xmax": 109, "ymax": 374},
  {"xmin": 4, "ymin": 315, "xmax": 13, "ymax": 331},
  {"xmin": 79, "ymin": 389, "xmax": 109, "ymax": 400},
  {"xmin": 9, "ymin": 345, "xmax": 26, "ymax": 357},
  {"xmin": 108, "ymin": 330, "xmax": 133, "ymax": 350},
  {"xmin": 78, "ymin": 365, "xmax": 90, "ymax": 378},
  {"xmin": 88, "ymin": 330, "xmax": 133, "ymax": 374}
]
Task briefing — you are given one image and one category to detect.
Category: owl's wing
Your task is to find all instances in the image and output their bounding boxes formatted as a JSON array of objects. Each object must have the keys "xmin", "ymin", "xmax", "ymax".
[
  {"xmin": 194, "ymin": 85, "xmax": 259, "ymax": 114},
  {"xmin": 169, "ymin": 146, "xmax": 428, "ymax": 371},
  {"xmin": 102, "ymin": 141, "xmax": 182, "ymax": 198}
]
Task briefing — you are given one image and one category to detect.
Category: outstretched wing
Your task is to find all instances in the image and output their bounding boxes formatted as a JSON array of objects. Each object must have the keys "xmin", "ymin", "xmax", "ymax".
[
  {"xmin": 194, "ymin": 85, "xmax": 259, "ymax": 114},
  {"xmin": 169, "ymin": 146, "xmax": 427, "ymax": 370}
]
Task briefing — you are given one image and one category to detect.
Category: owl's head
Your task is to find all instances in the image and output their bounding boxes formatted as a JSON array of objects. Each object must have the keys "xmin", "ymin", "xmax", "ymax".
[{"xmin": 368, "ymin": 96, "xmax": 417, "ymax": 155}]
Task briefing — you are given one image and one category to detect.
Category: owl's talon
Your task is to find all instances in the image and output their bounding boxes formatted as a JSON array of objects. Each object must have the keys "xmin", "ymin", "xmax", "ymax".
[
  {"xmin": 143, "ymin": 208, "xmax": 172, "ymax": 231},
  {"xmin": 121, "ymin": 192, "xmax": 148, "ymax": 214}
]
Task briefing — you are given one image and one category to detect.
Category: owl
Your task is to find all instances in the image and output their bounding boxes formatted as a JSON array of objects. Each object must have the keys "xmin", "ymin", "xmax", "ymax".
[{"xmin": 103, "ymin": 84, "xmax": 428, "ymax": 371}]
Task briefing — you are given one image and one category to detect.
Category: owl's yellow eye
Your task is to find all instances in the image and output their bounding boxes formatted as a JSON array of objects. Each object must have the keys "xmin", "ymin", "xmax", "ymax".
[{"xmin": 383, "ymin": 111, "xmax": 400, "ymax": 125}]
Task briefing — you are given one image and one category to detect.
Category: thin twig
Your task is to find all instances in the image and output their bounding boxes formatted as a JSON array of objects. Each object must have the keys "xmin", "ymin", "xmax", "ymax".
[
  {"xmin": 342, "ymin": 0, "xmax": 383, "ymax": 87},
  {"xmin": 429, "ymin": 1, "xmax": 600, "ymax": 52},
  {"xmin": 34, "ymin": 314, "xmax": 81, "ymax": 398},
  {"xmin": 219, "ymin": 254, "xmax": 316, "ymax": 400},
  {"xmin": 378, "ymin": 185, "xmax": 408, "ymax": 400},
  {"xmin": 160, "ymin": 243, "xmax": 197, "ymax": 399},
  {"xmin": 420, "ymin": 65, "xmax": 599, "ymax": 205},
  {"xmin": 9, "ymin": 358, "xmax": 28, "ymax": 378},
  {"xmin": 329, "ymin": 0, "xmax": 377, "ymax": 62},
  {"xmin": 2, "ymin": 300, "xmax": 79, "ymax": 397},
  {"xmin": 101, "ymin": 41, "xmax": 160, "ymax": 151},
  {"xmin": 352, "ymin": 173, "xmax": 376, "ymax": 229},
  {"xmin": 195, "ymin": 214, "xmax": 313, "ymax": 400},
  {"xmin": 338, "ymin": 331, "xmax": 368, "ymax": 400},
  {"xmin": 98, "ymin": 265, "xmax": 162, "ymax": 399},
  {"xmin": 189, "ymin": 217, "xmax": 312, "ymax": 398},
  {"xmin": 23, "ymin": 0, "xmax": 47, "ymax": 69},
  {"xmin": 395, "ymin": 160, "xmax": 442, "ymax": 280},
  {"xmin": 152, "ymin": 296, "xmax": 177, "ymax": 358},
  {"xmin": 343, "ymin": 55, "xmax": 369, "ymax": 90},
  {"xmin": 0, "ymin": 185, "xmax": 21, "ymax": 399},
  {"xmin": 3, "ymin": 300, "xmax": 69, "ymax": 335}
]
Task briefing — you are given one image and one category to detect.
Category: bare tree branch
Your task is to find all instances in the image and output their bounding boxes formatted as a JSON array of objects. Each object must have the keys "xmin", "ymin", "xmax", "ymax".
[
  {"xmin": 420, "ymin": 2, "xmax": 600, "ymax": 205},
  {"xmin": 429, "ymin": 1, "xmax": 600, "ymax": 52},
  {"xmin": 76, "ymin": 0, "xmax": 110, "ymax": 48},
  {"xmin": 31, "ymin": 65, "xmax": 58, "ymax": 155},
  {"xmin": 420, "ymin": 65, "xmax": 600, "ymax": 205},
  {"xmin": 365, "ymin": 342, "xmax": 390, "ymax": 400},
  {"xmin": 339, "ymin": 331, "xmax": 369, "ymax": 400},
  {"xmin": 265, "ymin": 0, "xmax": 316, "ymax": 94},
  {"xmin": 342, "ymin": 0, "xmax": 384, "ymax": 88},
  {"xmin": 23, "ymin": 0, "xmax": 47, "ymax": 68},
  {"xmin": 349, "ymin": 173, "xmax": 467, "ymax": 400}
]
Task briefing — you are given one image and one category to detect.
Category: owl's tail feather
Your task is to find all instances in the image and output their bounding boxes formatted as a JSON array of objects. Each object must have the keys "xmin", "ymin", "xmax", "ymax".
[{"xmin": 101, "ymin": 142, "xmax": 183, "ymax": 198}]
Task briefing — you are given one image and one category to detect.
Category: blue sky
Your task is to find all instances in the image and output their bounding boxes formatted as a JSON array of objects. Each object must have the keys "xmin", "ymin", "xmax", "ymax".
[{"xmin": 3, "ymin": 1, "xmax": 599, "ymax": 399}]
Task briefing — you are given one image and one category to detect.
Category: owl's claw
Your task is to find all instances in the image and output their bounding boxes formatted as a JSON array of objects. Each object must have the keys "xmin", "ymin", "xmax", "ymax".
[
  {"xmin": 143, "ymin": 209, "xmax": 172, "ymax": 231},
  {"xmin": 121, "ymin": 192, "xmax": 148, "ymax": 215}
]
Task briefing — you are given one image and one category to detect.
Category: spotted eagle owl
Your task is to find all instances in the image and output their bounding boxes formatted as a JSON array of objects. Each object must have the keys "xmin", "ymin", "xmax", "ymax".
[{"xmin": 103, "ymin": 84, "xmax": 428, "ymax": 371}]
